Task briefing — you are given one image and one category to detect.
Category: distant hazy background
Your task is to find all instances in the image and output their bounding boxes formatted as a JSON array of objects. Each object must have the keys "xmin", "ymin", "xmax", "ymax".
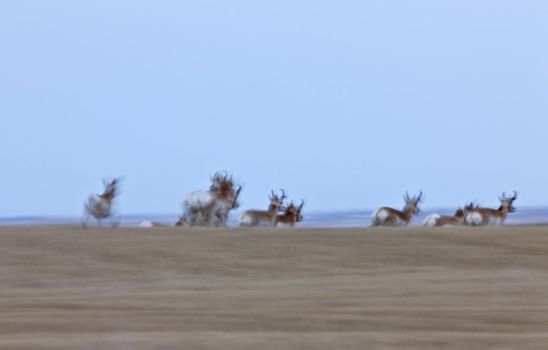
[{"xmin": 1, "ymin": 1, "xmax": 546, "ymax": 216}]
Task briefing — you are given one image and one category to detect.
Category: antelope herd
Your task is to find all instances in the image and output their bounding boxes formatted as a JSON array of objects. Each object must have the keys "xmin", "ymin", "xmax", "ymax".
[{"xmin": 83, "ymin": 172, "xmax": 518, "ymax": 229}]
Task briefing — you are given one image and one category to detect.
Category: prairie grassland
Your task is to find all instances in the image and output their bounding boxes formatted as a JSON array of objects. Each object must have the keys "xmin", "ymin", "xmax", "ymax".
[{"xmin": 1, "ymin": 225, "xmax": 548, "ymax": 349}]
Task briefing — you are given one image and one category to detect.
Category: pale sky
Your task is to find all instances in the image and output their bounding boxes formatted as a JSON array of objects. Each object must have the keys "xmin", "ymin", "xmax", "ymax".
[{"xmin": 1, "ymin": 1, "xmax": 547, "ymax": 216}]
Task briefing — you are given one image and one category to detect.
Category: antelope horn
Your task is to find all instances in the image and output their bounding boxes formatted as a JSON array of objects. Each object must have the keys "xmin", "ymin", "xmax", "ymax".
[
  {"xmin": 234, "ymin": 185, "xmax": 242, "ymax": 196},
  {"xmin": 512, "ymin": 191, "xmax": 517, "ymax": 200},
  {"xmin": 298, "ymin": 199, "xmax": 305, "ymax": 210},
  {"xmin": 416, "ymin": 191, "xmax": 423, "ymax": 202},
  {"xmin": 280, "ymin": 189, "xmax": 287, "ymax": 200}
]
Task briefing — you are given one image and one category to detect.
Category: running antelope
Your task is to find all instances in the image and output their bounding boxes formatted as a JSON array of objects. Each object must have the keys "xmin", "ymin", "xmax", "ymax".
[
  {"xmin": 182, "ymin": 172, "xmax": 242, "ymax": 226},
  {"xmin": 465, "ymin": 191, "xmax": 517, "ymax": 226},
  {"xmin": 275, "ymin": 200, "xmax": 305, "ymax": 227},
  {"xmin": 371, "ymin": 191, "xmax": 423, "ymax": 227},
  {"xmin": 423, "ymin": 207, "xmax": 466, "ymax": 227},
  {"xmin": 239, "ymin": 189, "xmax": 287, "ymax": 227},
  {"xmin": 83, "ymin": 177, "xmax": 121, "ymax": 227}
]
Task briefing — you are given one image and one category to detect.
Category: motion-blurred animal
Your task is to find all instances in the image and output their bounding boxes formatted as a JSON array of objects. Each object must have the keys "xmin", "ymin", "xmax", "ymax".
[
  {"xmin": 275, "ymin": 200, "xmax": 305, "ymax": 227},
  {"xmin": 83, "ymin": 177, "xmax": 121, "ymax": 227},
  {"xmin": 371, "ymin": 191, "xmax": 423, "ymax": 227},
  {"xmin": 181, "ymin": 172, "xmax": 241, "ymax": 226},
  {"xmin": 465, "ymin": 192, "xmax": 517, "ymax": 226},
  {"xmin": 239, "ymin": 189, "xmax": 287, "ymax": 227}
]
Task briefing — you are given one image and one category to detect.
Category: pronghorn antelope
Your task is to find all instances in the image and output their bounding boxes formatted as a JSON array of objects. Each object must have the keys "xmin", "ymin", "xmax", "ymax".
[
  {"xmin": 422, "ymin": 207, "xmax": 466, "ymax": 227},
  {"xmin": 239, "ymin": 189, "xmax": 287, "ymax": 227},
  {"xmin": 371, "ymin": 191, "xmax": 423, "ymax": 227},
  {"xmin": 465, "ymin": 191, "xmax": 517, "ymax": 226},
  {"xmin": 181, "ymin": 172, "xmax": 242, "ymax": 226},
  {"xmin": 83, "ymin": 177, "xmax": 121, "ymax": 228},
  {"xmin": 275, "ymin": 200, "xmax": 304, "ymax": 227}
]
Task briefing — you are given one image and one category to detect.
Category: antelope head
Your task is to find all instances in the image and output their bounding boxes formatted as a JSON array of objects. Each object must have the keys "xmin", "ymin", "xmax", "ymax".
[
  {"xmin": 101, "ymin": 177, "xmax": 120, "ymax": 201},
  {"xmin": 210, "ymin": 171, "xmax": 222, "ymax": 189},
  {"xmin": 268, "ymin": 189, "xmax": 287, "ymax": 212},
  {"xmin": 210, "ymin": 171, "xmax": 228, "ymax": 187},
  {"xmin": 210, "ymin": 171, "xmax": 235, "ymax": 199},
  {"xmin": 403, "ymin": 191, "xmax": 423, "ymax": 214},
  {"xmin": 278, "ymin": 199, "xmax": 305, "ymax": 225},
  {"xmin": 498, "ymin": 191, "xmax": 517, "ymax": 213},
  {"xmin": 294, "ymin": 199, "xmax": 305, "ymax": 222}
]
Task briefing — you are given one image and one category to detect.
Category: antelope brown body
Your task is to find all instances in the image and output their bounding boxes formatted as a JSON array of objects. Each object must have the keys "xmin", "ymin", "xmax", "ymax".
[{"xmin": 423, "ymin": 208, "xmax": 466, "ymax": 227}]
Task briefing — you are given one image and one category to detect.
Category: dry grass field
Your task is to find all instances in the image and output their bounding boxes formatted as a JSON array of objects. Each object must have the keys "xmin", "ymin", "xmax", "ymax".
[{"xmin": 1, "ymin": 225, "xmax": 548, "ymax": 349}]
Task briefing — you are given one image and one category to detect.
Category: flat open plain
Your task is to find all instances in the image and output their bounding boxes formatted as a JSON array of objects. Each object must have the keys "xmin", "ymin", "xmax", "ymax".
[{"xmin": 1, "ymin": 225, "xmax": 548, "ymax": 349}]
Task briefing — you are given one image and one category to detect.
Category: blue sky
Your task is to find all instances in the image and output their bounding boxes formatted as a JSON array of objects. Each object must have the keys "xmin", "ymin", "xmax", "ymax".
[{"xmin": 0, "ymin": 1, "xmax": 547, "ymax": 216}]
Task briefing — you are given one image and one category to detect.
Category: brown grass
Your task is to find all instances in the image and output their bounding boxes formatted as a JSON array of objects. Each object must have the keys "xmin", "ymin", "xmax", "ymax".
[{"xmin": 1, "ymin": 225, "xmax": 548, "ymax": 349}]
